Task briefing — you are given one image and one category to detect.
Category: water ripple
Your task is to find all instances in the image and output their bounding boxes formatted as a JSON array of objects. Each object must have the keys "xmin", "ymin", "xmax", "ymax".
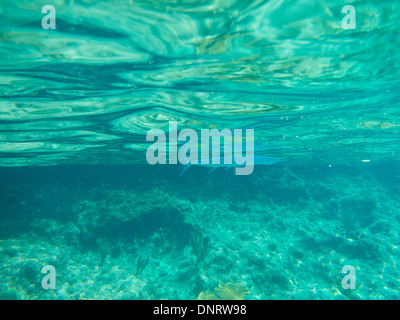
[{"xmin": 0, "ymin": 0, "xmax": 399, "ymax": 165}]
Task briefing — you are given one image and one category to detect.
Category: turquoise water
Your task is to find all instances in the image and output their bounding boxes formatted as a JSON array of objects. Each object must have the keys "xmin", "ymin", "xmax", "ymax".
[{"xmin": 0, "ymin": 0, "xmax": 400, "ymax": 299}]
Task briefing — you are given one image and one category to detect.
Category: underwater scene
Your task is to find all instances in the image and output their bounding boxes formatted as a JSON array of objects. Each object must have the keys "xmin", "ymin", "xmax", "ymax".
[{"xmin": 0, "ymin": 0, "xmax": 400, "ymax": 300}]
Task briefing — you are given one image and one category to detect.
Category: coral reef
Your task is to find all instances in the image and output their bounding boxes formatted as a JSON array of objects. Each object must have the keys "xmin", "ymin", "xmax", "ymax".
[
  {"xmin": 0, "ymin": 164, "xmax": 399, "ymax": 299},
  {"xmin": 198, "ymin": 283, "xmax": 250, "ymax": 300}
]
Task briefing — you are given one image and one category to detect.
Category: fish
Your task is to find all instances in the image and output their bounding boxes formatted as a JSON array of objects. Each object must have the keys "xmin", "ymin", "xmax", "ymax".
[{"xmin": 179, "ymin": 154, "xmax": 286, "ymax": 176}]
